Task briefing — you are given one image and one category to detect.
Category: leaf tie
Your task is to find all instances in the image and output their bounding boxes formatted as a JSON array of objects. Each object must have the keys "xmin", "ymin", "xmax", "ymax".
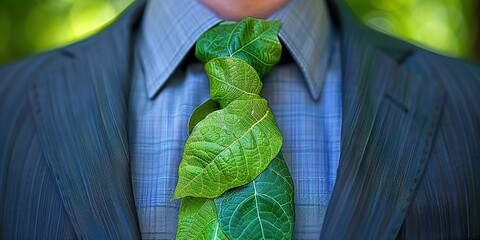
[{"xmin": 174, "ymin": 18, "xmax": 295, "ymax": 240}]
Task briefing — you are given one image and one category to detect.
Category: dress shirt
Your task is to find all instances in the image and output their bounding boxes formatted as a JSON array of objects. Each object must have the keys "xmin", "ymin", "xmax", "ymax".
[{"xmin": 129, "ymin": 0, "xmax": 342, "ymax": 239}]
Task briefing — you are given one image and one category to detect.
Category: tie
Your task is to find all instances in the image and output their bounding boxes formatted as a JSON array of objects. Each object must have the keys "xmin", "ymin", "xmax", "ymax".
[{"xmin": 172, "ymin": 18, "xmax": 295, "ymax": 239}]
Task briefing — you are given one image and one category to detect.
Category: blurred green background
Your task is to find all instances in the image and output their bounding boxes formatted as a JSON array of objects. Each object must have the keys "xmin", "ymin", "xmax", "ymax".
[{"xmin": 0, "ymin": 0, "xmax": 478, "ymax": 65}]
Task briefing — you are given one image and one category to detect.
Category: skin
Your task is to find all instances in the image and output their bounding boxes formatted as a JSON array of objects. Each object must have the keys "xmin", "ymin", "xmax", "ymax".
[{"xmin": 200, "ymin": 0, "xmax": 290, "ymax": 21}]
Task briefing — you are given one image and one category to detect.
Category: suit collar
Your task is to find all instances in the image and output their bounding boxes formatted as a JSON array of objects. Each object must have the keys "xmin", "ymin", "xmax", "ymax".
[
  {"xmin": 320, "ymin": 1, "xmax": 447, "ymax": 238},
  {"xmin": 138, "ymin": 0, "xmax": 333, "ymax": 100},
  {"xmin": 28, "ymin": 1, "xmax": 145, "ymax": 238}
]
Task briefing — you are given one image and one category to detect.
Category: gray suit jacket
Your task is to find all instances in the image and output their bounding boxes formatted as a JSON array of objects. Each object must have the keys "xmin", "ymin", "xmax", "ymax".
[{"xmin": 1, "ymin": 0, "xmax": 479, "ymax": 239}]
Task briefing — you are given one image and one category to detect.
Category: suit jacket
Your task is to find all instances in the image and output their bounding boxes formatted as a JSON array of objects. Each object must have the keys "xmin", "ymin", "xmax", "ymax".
[{"xmin": 1, "ymin": 0, "xmax": 479, "ymax": 239}]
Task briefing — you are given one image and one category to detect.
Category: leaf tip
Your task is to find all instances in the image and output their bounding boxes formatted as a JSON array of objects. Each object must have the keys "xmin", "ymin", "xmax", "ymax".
[
  {"xmin": 271, "ymin": 20, "xmax": 281, "ymax": 30},
  {"xmin": 172, "ymin": 185, "xmax": 184, "ymax": 200}
]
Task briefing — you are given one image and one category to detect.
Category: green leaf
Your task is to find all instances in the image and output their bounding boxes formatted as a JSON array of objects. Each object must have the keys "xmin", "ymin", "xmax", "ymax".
[
  {"xmin": 205, "ymin": 57, "xmax": 262, "ymax": 108},
  {"xmin": 215, "ymin": 154, "xmax": 294, "ymax": 240},
  {"xmin": 189, "ymin": 99, "xmax": 221, "ymax": 135},
  {"xmin": 176, "ymin": 197, "xmax": 229, "ymax": 240},
  {"xmin": 173, "ymin": 98, "xmax": 283, "ymax": 199},
  {"xmin": 195, "ymin": 17, "xmax": 282, "ymax": 77}
]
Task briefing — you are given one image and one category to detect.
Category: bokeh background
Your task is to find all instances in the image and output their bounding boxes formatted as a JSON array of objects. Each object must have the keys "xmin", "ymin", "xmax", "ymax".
[{"xmin": 0, "ymin": 0, "xmax": 478, "ymax": 65}]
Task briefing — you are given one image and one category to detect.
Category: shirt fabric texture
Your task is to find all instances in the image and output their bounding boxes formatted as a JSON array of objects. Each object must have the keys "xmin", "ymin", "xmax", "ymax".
[{"xmin": 129, "ymin": 0, "xmax": 342, "ymax": 239}]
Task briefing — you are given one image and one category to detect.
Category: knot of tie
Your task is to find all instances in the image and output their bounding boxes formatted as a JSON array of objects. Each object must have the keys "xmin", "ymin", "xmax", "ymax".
[{"xmin": 173, "ymin": 18, "xmax": 295, "ymax": 239}]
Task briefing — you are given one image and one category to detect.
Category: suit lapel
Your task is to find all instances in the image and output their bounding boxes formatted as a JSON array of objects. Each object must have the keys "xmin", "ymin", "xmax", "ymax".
[
  {"xmin": 28, "ymin": 2, "xmax": 145, "ymax": 239},
  {"xmin": 321, "ymin": 23, "xmax": 446, "ymax": 238}
]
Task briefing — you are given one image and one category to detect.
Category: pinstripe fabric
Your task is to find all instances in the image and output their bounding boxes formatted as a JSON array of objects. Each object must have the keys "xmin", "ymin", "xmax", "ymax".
[
  {"xmin": 0, "ymin": 1, "xmax": 145, "ymax": 239},
  {"xmin": 321, "ymin": 28, "xmax": 447, "ymax": 239},
  {"xmin": 0, "ymin": 54, "xmax": 76, "ymax": 239},
  {"xmin": 320, "ymin": 3, "xmax": 480, "ymax": 238},
  {"xmin": 395, "ymin": 50, "xmax": 480, "ymax": 239},
  {"xmin": 0, "ymin": 0, "xmax": 479, "ymax": 239},
  {"xmin": 130, "ymin": 1, "xmax": 341, "ymax": 239}
]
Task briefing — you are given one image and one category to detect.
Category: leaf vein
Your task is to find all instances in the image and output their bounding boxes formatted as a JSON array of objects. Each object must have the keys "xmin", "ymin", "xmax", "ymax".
[{"xmin": 177, "ymin": 108, "xmax": 271, "ymax": 196}]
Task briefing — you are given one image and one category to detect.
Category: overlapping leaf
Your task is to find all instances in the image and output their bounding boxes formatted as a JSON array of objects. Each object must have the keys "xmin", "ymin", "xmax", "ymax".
[
  {"xmin": 176, "ymin": 197, "xmax": 228, "ymax": 240},
  {"xmin": 195, "ymin": 17, "xmax": 282, "ymax": 77},
  {"xmin": 189, "ymin": 99, "xmax": 221, "ymax": 135},
  {"xmin": 175, "ymin": 17, "xmax": 294, "ymax": 240},
  {"xmin": 215, "ymin": 154, "xmax": 294, "ymax": 239},
  {"xmin": 173, "ymin": 98, "xmax": 283, "ymax": 199},
  {"xmin": 205, "ymin": 57, "xmax": 262, "ymax": 108}
]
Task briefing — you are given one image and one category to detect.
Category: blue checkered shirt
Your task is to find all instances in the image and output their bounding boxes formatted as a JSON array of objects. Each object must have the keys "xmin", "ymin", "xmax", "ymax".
[{"xmin": 129, "ymin": 0, "xmax": 342, "ymax": 239}]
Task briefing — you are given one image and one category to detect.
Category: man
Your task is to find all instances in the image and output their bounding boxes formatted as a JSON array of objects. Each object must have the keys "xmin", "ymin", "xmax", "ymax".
[{"xmin": 0, "ymin": 0, "xmax": 479, "ymax": 239}]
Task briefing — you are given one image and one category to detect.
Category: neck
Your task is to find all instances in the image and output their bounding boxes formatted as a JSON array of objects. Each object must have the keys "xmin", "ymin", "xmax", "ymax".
[{"xmin": 200, "ymin": 0, "xmax": 290, "ymax": 21}]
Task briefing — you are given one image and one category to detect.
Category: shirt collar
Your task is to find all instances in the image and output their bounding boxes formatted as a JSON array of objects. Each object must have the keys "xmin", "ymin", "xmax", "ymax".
[{"xmin": 138, "ymin": 0, "xmax": 332, "ymax": 100}]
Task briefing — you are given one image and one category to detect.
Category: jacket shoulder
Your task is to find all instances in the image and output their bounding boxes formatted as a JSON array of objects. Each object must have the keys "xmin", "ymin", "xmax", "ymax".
[
  {"xmin": 0, "ymin": 0, "xmax": 145, "ymax": 97},
  {"xmin": 363, "ymin": 24, "xmax": 480, "ymax": 91},
  {"xmin": 0, "ymin": 0, "xmax": 145, "ymax": 150},
  {"xmin": 0, "ymin": 0, "xmax": 144, "ymax": 99}
]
